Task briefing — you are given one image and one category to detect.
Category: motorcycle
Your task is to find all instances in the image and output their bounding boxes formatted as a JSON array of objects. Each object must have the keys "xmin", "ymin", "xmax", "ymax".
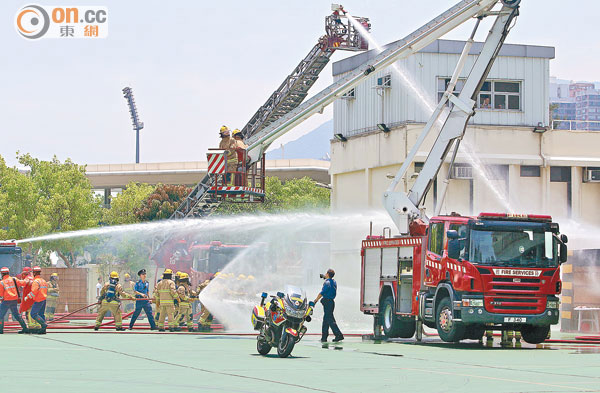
[{"xmin": 251, "ymin": 285, "xmax": 314, "ymax": 358}]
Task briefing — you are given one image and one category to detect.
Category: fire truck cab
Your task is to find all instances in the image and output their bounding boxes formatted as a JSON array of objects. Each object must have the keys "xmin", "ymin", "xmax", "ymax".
[
  {"xmin": 0, "ymin": 242, "xmax": 23, "ymax": 276},
  {"xmin": 361, "ymin": 213, "xmax": 568, "ymax": 343}
]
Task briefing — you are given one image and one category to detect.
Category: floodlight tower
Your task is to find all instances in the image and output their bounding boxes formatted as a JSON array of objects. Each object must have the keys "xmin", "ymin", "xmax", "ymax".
[{"xmin": 122, "ymin": 86, "xmax": 144, "ymax": 163}]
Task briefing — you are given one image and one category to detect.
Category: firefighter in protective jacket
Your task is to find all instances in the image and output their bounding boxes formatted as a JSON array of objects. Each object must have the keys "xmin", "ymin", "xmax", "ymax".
[
  {"xmin": 45, "ymin": 273, "xmax": 59, "ymax": 321},
  {"xmin": 94, "ymin": 271, "xmax": 134, "ymax": 331},
  {"xmin": 156, "ymin": 269, "xmax": 178, "ymax": 332},
  {"xmin": 176, "ymin": 273, "xmax": 197, "ymax": 331}
]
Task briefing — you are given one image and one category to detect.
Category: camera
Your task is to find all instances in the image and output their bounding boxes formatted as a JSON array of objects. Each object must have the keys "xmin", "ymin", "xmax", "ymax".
[{"xmin": 319, "ymin": 274, "xmax": 326, "ymax": 279}]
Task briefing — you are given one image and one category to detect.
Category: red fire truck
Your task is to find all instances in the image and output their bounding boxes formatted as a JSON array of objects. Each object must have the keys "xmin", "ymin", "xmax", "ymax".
[
  {"xmin": 153, "ymin": 239, "xmax": 247, "ymax": 287},
  {"xmin": 361, "ymin": 213, "xmax": 568, "ymax": 344},
  {"xmin": 355, "ymin": 0, "xmax": 569, "ymax": 344}
]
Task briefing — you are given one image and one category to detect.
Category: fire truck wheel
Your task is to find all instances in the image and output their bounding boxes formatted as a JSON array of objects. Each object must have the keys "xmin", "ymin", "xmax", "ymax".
[
  {"xmin": 436, "ymin": 297, "xmax": 465, "ymax": 342},
  {"xmin": 380, "ymin": 296, "xmax": 401, "ymax": 338},
  {"xmin": 521, "ymin": 325, "xmax": 550, "ymax": 344}
]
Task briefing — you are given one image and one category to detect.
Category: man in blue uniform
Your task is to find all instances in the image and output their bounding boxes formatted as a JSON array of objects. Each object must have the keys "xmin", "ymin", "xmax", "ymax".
[
  {"xmin": 129, "ymin": 269, "xmax": 157, "ymax": 330},
  {"xmin": 314, "ymin": 268, "xmax": 344, "ymax": 343}
]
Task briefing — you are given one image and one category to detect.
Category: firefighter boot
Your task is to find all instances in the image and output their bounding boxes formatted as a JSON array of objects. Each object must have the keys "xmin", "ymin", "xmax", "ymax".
[
  {"xmin": 485, "ymin": 330, "xmax": 494, "ymax": 347},
  {"xmin": 501, "ymin": 331, "xmax": 511, "ymax": 347},
  {"xmin": 515, "ymin": 331, "xmax": 522, "ymax": 348}
]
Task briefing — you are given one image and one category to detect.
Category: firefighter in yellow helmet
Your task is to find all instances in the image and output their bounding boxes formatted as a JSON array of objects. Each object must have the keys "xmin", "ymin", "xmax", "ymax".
[
  {"xmin": 156, "ymin": 269, "xmax": 178, "ymax": 332},
  {"xmin": 218, "ymin": 126, "xmax": 237, "ymax": 183},
  {"xmin": 95, "ymin": 271, "xmax": 135, "ymax": 331},
  {"xmin": 45, "ymin": 273, "xmax": 60, "ymax": 321},
  {"xmin": 176, "ymin": 273, "xmax": 197, "ymax": 331},
  {"xmin": 173, "ymin": 271, "xmax": 182, "ymax": 323},
  {"xmin": 122, "ymin": 273, "xmax": 135, "ymax": 313}
]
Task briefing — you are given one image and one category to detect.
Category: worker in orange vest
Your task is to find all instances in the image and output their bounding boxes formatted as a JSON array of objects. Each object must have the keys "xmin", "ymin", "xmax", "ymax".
[
  {"xmin": 24, "ymin": 266, "xmax": 48, "ymax": 334},
  {"xmin": 0, "ymin": 267, "xmax": 29, "ymax": 334}
]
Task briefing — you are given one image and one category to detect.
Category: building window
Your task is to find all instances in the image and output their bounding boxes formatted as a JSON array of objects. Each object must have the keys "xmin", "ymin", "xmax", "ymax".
[
  {"xmin": 342, "ymin": 88, "xmax": 355, "ymax": 99},
  {"xmin": 377, "ymin": 74, "xmax": 391, "ymax": 88},
  {"xmin": 414, "ymin": 162, "xmax": 424, "ymax": 173},
  {"xmin": 550, "ymin": 166, "xmax": 571, "ymax": 182},
  {"xmin": 437, "ymin": 78, "xmax": 521, "ymax": 111},
  {"xmin": 428, "ymin": 222, "xmax": 444, "ymax": 256},
  {"xmin": 520, "ymin": 165, "xmax": 541, "ymax": 177}
]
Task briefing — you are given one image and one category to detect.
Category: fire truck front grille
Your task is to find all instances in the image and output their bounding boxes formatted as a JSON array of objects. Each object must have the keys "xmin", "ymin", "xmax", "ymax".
[
  {"xmin": 484, "ymin": 295, "xmax": 545, "ymax": 314},
  {"xmin": 492, "ymin": 285, "xmax": 539, "ymax": 291}
]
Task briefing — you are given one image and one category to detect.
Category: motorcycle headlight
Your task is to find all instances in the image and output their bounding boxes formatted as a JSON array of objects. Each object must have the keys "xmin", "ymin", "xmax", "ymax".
[{"xmin": 284, "ymin": 305, "xmax": 306, "ymax": 319}]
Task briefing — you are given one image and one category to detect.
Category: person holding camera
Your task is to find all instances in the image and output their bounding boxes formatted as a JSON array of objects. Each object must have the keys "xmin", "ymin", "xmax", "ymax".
[{"xmin": 314, "ymin": 268, "xmax": 344, "ymax": 343}]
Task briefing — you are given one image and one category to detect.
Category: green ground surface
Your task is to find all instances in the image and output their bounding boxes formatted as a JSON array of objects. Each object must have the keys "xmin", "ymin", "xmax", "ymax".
[{"xmin": 1, "ymin": 332, "xmax": 599, "ymax": 392}]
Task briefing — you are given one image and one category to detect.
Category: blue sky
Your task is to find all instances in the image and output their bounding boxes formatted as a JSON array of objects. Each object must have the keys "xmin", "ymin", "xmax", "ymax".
[{"xmin": 1, "ymin": 0, "xmax": 598, "ymax": 166}]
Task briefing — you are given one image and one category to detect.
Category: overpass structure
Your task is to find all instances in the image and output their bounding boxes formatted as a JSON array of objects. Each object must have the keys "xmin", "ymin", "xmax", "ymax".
[{"xmin": 86, "ymin": 159, "xmax": 330, "ymax": 206}]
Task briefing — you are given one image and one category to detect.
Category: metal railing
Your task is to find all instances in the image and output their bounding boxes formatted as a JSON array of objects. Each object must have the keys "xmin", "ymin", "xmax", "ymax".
[{"xmin": 552, "ymin": 119, "xmax": 600, "ymax": 131}]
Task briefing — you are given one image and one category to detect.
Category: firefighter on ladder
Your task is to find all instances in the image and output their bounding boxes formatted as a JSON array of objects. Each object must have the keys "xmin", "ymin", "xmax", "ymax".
[
  {"xmin": 176, "ymin": 273, "xmax": 197, "ymax": 332},
  {"xmin": 94, "ymin": 271, "xmax": 135, "ymax": 331},
  {"xmin": 218, "ymin": 126, "xmax": 237, "ymax": 184},
  {"xmin": 45, "ymin": 273, "xmax": 59, "ymax": 321},
  {"xmin": 156, "ymin": 269, "xmax": 178, "ymax": 332},
  {"xmin": 232, "ymin": 129, "xmax": 248, "ymax": 186}
]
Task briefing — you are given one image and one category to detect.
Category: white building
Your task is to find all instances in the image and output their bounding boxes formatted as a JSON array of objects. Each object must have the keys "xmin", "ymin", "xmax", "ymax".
[{"xmin": 330, "ymin": 39, "xmax": 600, "ymax": 227}]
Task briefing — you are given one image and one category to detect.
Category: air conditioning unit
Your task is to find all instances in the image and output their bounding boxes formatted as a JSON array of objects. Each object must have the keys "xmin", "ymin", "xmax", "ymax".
[
  {"xmin": 377, "ymin": 74, "xmax": 391, "ymax": 88},
  {"xmin": 583, "ymin": 168, "xmax": 600, "ymax": 182},
  {"xmin": 452, "ymin": 165, "xmax": 473, "ymax": 180}
]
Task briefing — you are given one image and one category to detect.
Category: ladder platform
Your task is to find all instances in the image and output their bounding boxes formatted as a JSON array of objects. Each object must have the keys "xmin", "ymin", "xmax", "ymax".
[{"xmin": 208, "ymin": 186, "xmax": 265, "ymax": 197}]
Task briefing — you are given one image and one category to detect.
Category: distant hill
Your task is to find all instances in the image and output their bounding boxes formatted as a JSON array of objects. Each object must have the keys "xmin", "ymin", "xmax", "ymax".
[{"xmin": 266, "ymin": 120, "xmax": 332, "ymax": 161}]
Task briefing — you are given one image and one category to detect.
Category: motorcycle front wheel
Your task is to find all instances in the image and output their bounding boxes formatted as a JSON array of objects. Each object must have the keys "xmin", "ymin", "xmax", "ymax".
[
  {"xmin": 277, "ymin": 333, "xmax": 295, "ymax": 358},
  {"xmin": 257, "ymin": 339, "xmax": 271, "ymax": 355}
]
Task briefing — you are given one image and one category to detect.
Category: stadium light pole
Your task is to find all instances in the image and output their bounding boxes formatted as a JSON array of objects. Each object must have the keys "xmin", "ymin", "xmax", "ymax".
[{"xmin": 122, "ymin": 87, "xmax": 144, "ymax": 163}]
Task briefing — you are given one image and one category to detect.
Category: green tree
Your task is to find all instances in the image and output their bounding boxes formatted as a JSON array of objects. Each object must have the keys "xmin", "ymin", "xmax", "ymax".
[
  {"xmin": 16, "ymin": 153, "xmax": 102, "ymax": 267},
  {"xmin": 103, "ymin": 182, "xmax": 155, "ymax": 225},
  {"xmin": 216, "ymin": 176, "xmax": 330, "ymax": 214},
  {"xmin": 135, "ymin": 184, "xmax": 192, "ymax": 221},
  {"xmin": 0, "ymin": 156, "xmax": 49, "ymax": 243}
]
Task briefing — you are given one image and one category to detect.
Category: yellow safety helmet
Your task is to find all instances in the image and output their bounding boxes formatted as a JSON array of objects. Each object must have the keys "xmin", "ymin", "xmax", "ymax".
[
  {"xmin": 232, "ymin": 129, "xmax": 242, "ymax": 137},
  {"xmin": 246, "ymin": 275, "xmax": 255, "ymax": 281},
  {"xmin": 164, "ymin": 269, "xmax": 173, "ymax": 275},
  {"xmin": 237, "ymin": 274, "xmax": 246, "ymax": 280},
  {"xmin": 180, "ymin": 272, "xmax": 189, "ymax": 279},
  {"xmin": 124, "ymin": 273, "xmax": 131, "ymax": 279},
  {"xmin": 110, "ymin": 271, "xmax": 119, "ymax": 279},
  {"xmin": 175, "ymin": 271, "xmax": 182, "ymax": 278},
  {"xmin": 220, "ymin": 125, "xmax": 229, "ymax": 133},
  {"xmin": 51, "ymin": 273, "xmax": 59, "ymax": 278}
]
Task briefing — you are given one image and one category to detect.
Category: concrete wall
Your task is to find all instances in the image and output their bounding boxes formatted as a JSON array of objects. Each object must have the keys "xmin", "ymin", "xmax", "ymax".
[{"xmin": 330, "ymin": 125, "xmax": 600, "ymax": 227}]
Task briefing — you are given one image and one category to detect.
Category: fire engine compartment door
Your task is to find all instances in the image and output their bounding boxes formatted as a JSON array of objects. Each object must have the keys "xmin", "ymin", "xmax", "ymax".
[
  {"xmin": 397, "ymin": 246, "xmax": 414, "ymax": 314},
  {"xmin": 363, "ymin": 248, "xmax": 381, "ymax": 308}
]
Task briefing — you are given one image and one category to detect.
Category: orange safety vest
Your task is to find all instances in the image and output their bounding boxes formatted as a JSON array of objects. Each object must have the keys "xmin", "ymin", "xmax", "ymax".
[
  {"xmin": 29, "ymin": 277, "xmax": 48, "ymax": 302},
  {"xmin": 0, "ymin": 276, "xmax": 22, "ymax": 301}
]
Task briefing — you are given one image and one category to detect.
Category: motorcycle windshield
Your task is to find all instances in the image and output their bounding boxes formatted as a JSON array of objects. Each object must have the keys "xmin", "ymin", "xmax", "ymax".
[{"xmin": 284, "ymin": 285, "xmax": 306, "ymax": 310}]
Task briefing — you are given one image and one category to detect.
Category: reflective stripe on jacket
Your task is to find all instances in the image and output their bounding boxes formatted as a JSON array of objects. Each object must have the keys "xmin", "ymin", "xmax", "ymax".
[
  {"xmin": 29, "ymin": 277, "xmax": 48, "ymax": 302},
  {"xmin": 0, "ymin": 276, "xmax": 26, "ymax": 301}
]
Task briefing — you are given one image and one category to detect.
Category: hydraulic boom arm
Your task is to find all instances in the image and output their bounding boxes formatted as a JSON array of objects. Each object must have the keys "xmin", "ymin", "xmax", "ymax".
[{"xmin": 384, "ymin": 1, "xmax": 520, "ymax": 234}]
